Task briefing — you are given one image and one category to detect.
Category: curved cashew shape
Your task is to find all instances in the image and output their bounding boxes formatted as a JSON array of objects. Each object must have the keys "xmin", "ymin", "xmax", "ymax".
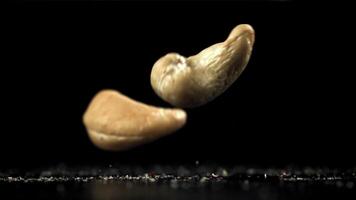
[
  {"xmin": 83, "ymin": 90, "xmax": 187, "ymax": 151},
  {"xmin": 151, "ymin": 24, "xmax": 255, "ymax": 108}
]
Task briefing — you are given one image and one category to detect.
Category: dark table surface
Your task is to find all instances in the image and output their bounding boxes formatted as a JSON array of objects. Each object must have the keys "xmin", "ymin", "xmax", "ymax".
[{"xmin": 1, "ymin": 164, "xmax": 355, "ymax": 200}]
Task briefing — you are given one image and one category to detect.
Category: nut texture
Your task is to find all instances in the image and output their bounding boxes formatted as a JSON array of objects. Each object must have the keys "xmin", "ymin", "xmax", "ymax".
[
  {"xmin": 151, "ymin": 24, "xmax": 255, "ymax": 108},
  {"xmin": 83, "ymin": 90, "xmax": 187, "ymax": 151}
]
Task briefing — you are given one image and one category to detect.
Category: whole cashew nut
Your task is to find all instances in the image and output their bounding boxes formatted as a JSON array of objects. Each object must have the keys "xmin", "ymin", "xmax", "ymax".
[
  {"xmin": 83, "ymin": 90, "xmax": 187, "ymax": 151},
  {"xmin": 151, "ymin": 24, "xmax": 255, "ymax": 108}
]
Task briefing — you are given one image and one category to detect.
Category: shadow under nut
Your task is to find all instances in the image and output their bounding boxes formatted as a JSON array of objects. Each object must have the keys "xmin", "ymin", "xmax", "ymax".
[
  {"xmin": 150, "ymin": 24, "xmax": 255, "ymax": 108},
  {"xmin": 83, "ymin": 90, "xmax": 187, "ymax": 151}
]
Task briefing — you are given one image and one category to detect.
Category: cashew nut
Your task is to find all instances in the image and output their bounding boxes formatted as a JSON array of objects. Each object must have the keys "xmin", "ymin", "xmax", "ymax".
[
  {"xmin": 83, "ymin": 90, "xmax": 187, "ymax": 151},
  {"xmin": 150, "ymin": 24, "xmax": 255, "ymax": 108}
]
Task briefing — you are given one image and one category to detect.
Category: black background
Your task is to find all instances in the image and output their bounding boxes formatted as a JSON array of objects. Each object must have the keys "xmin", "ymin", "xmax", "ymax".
[{"xmin": 2, "ymin": 1, "xmax": 355, "ymax": 168}]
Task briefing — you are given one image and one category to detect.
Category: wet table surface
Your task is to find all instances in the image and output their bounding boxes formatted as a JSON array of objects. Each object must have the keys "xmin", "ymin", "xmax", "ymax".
[{"xmin": 1, "ymin": 164, "xmax": 355, "ymax": 200}]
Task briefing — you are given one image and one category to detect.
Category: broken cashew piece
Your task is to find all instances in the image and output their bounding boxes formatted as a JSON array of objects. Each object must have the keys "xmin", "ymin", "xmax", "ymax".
[
  {"xmin": 151, "ymin": 24, "xmax": 255, "ymax": 108},
  {"xmin": 83, "ymin": 90, "xmax": 187, "ymax": 151}
]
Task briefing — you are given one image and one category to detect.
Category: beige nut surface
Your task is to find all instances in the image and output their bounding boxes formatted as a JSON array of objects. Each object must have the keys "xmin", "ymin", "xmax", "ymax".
[
  {"xmin": 151, "ymin": 24, "xmax": 255, "ymax": 108},
  {"xmin": 83, "ymin": 90, "xmax": 187, "ymax": 151}
]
